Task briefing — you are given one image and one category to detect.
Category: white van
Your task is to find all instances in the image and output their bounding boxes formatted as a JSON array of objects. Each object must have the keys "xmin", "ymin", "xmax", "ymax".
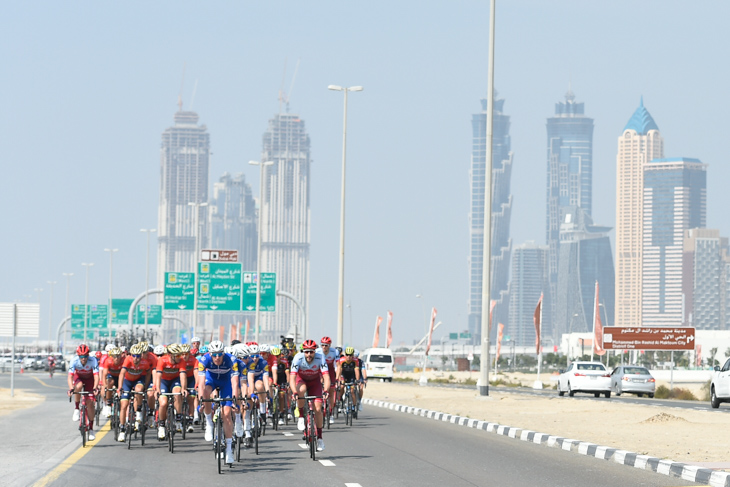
[{"xmin": 361, "ymin": 348, "xmax": 394, "ymax": 382}]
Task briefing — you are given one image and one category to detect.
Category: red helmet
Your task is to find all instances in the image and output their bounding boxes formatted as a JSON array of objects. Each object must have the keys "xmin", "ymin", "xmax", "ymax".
[
  {"xmin": 246, "ymin": 341, "xmax": 258, "ymax": 347},
  {"xmin": 190, "ymin": 348, "xmax": 199, "ymax": 355},
  {"xmin": 76, "ymin": 344, "xmax": 90, "ymax": 356},
  {"xmin": 302, "ymin": 339, "xmax": 317, "ymax": 351},
  {"xmin": 95, "ymin": 351, "xmax": 102, "ymax": 359},
  {"xmin": 321, "ymin": 336, "xmax": 332, "ymax": 345}
]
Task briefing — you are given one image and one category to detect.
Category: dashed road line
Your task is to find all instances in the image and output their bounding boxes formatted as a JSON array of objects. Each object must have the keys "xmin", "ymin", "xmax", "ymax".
[
  {"xmin": 282, "ymin": 432, "xmax": 293, "ymax": 436},
  {"xmin": 319, "ymin": 460, "xmax": 335, "ymax": 466},
  {"xmin": 298, "ymin": 443, "xmax": 308, "ymax": 449},
  {"xmin": 345, "ymin": 484, "xmax": 362, "ymax": 487}
]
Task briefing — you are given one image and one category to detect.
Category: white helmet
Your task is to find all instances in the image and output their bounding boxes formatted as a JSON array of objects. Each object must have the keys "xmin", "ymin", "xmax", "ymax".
[
  {"xmin": 354, "ymin": 349, "xmax": 360, "ymax": 358},
  {"xmin": 154, "ymin": 345, "xmax": 166, "ymax": 356},
  {"xmin": 105, "ymin": 344, "xmax": 114, "ymax": 352},
  {"xmin": 191, "ymin": 336, "xmax": 201, "ymax": 343},
  {"xmin": 259, "ymin": 344, "xmax": 270, "ymax": 353},
  {"xmin": 209, "ymin": 340, "xmax": 225, "ymax": 353},
  {"xmin": 248, "ymin": 344, "xmax": 259, "ymax": 355},
  {"xmin": 224, "ymin": 346, "xmax": 232, "ymax": 354},
  {"xmin": 120, "ymin": 346, "xmax": 128, "ymax": 353},
  {"xmin": 235, "ymin": 345, "xmax": 250, "ymax": 359}
]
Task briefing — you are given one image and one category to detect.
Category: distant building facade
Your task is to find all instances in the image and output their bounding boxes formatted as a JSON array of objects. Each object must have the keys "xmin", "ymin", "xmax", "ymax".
[
  {"xmin": 468, "ymin": 96, "xmax": 513, "ymax": 342},
  {"xmin": 208, "ymin": 172, "xmax": 257, "ymax": 272},
  {"xmin": 507, "ymin": 242, "xmax": 549, "ymax": 347},
  {"xmin": 615, "ymin": 99, "xmax": 663, "ymax": 328},
  {"xmin": 683, "ymin": 228, "xmax": 730, "ymax": 330}
]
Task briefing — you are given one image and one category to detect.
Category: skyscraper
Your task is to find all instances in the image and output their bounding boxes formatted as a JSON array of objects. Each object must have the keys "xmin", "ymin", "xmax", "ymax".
[
  {"xmin": 683, "ymin": 228, "xmax": 730, "ymax": 330},
  {"xmin": 546, "ymin": 89, "xmax": 594, "ymax": 329},
  {"xmin": 643, "ymin": 158, "xmax": 706, "ymax": 326},
  {"xmin": 615, "ymin": 99, "xmax": 663, "ymax": 328},
  {"xmin": 157, "ymin": 107, "xmax": 210, "ymax": 288},
  {"xmin": 209, "ymin": 172, "xmax": 257, "ymax": 272},
  {"xmin": 507, "ymin": 242, "xmax": 549, "ymax": 347},
  {"xmin": 468, "ymin": 96, "xmax": 513, "ymax": 342},
  {"xmin": 259, "ymin": 112, "xmax": 311, "ymax": 342}
]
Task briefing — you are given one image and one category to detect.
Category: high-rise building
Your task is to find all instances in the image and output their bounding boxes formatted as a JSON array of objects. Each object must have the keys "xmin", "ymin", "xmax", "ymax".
[
  {"xmin": 507, "ymin": 242, "xmax": 549, "ymax": 347},
  {"xmin": 615, "ymin": 99, "xmax": 663, "ymax": 328},
  {"xmin": 683, "ymin": 228, "xmax": 730, "ymax": 330},
  {"xmin": 555, "ymin": 207, "xmax": 614, "ymax": 338},
  {"xmin": 209, "ymin": 172, "xmax": 257, "ymax": 272},
  {"xmin": 258, "ymin": 113, "xmax": 311, "ymax": 342},
  {"xmin": 157, "ymin": 108, "xmax": 210, "ymax": 288},
  {"xmin": 643, "ymin": 158, "xmax": 706, "ymax": 326},
  {"xmin": 468, "ymin": 96, "xmax": 513, "ymax": 342},
  {"xmin": 546, "ymin": 89, "xmax": 594, "ymax": 330}
]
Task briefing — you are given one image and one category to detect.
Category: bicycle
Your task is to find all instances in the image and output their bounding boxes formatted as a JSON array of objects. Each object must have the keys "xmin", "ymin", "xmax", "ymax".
[
  {"xmin": 110, "ymin": 391, "xmax": 122, "ymax": 440},
  {"xmin": 181, "ymin": 387, "xmax": 197, "ymax": 439},
  {"xmin": 201, "ymin": 394, "xmax": 236, "ymax": 474},
  {"xmin": 124, "ymin": 390, "xmax": 149, "ymax": 449},
  {"xmin": 342, "ymin": 381, "xmax": 357, "ymax": 426},
  {"xmin": 301, "ymin": 395, "xmax": 322, "ymax": 461},
  {"xmin": 158, "ymin": 392, "xmax": 182, "ymax": 453},
  {"xmin": 249, "ymin": 393, "xmax": 264, "ymax": 455},
  {"xmin": 94, "ymin": 391, "xmax": 103, "ymax": 428},
  {"xmin": 69, "ymin": 390, "xmax": 95, "ymax": 447}
]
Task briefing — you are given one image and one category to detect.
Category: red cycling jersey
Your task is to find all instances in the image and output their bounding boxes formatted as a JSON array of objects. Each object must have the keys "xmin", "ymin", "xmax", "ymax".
[
  {"xmin": 184, "ymin": 355, "xmax": 198, "ymax": 379},
  {"xmin": 155, "ymin": 354, "xmax": 187, "ymax": 381},
  {"xmin": 101, "ymin": 355, "xmax": 124, "ymax": 376},
  {"xmin": 121, "ymin": 356, "xmax": 153, "ymax": 381}
]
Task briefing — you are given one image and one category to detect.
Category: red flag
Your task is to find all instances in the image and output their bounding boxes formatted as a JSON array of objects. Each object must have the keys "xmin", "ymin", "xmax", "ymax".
[
  {"xmin": 496, "ymin": 323, "xmax": 504, "ymax": 361},
  {"xmin": 489, "ymin": 300, "xmax": 496, "ymax": 335},
  {"xmin": 533, "ymin": 293, "xmax": 543, "ymax": 355},
  {"xmin": 230, "ymin": 323, "xmax": 236, "ymax": 341},
  {"xmin": 372, "ymin": 316, "xmax": 383, "ymax": 348},
  {"xmin": 386, "ymin": 311, "xmax": 393, "ymax": 348},
  {"xmin": 593, "ymin": 281, "xmax": 605, "ymax": 356},
  {"xmin": 218, "ymin": 326, "xmax": 225, "ymax": 341},
  {"xmin": 425, "ymin": 307, "xmax": 437, "ymax": 355},
  {"xmin": 238, "ymin": 322, "xmax": 243, "ymax": 340},
  {"xmin": 696, "ymin": 344, "xmax": 702, "ymax": 367},
  {"xmin": 244, "ymin": 319, "xmax": 250, "ymax": 342}
]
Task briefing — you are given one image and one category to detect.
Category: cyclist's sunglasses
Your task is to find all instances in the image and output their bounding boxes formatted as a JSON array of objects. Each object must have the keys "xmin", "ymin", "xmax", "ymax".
[
  {"xmin": 345, "ymin": 353, "xmax": 354, "ymax": 357},
  {"xmin": 79, "ymin": 355, "xmax": 89, "ymax": 359},
  {"xmin": 303, "ymin": 350, "xmax": 315, "ymax": 354},
  {"xmin": 131, "ymin": 354, "xmax": 142, "ymax": 358},
  {"xmin": 211, "ymin": 352, "xmax": 224, "ymax": 357}
]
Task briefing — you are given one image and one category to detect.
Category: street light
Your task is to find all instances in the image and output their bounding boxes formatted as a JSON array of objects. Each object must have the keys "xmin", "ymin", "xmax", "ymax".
[
  {"xmin": 46, "ymin": 281, "xmax": 57, "ymax": 349},
  {"xmin": 328, "ymin": 84, "xmax": 363, "ymax": 348},
  {"xmin": 249, "ymin": 160, "xmax": 274, "ymax": 343},
  {"xmin": 346, "ymin": 302, "xmax": 353, "ymax": 346},
  {"xmin": 188, "ymin": 203, "xmax": 208, "ymax": 339},
  {"xmin": 62, "ymin": 273, "xmax": 73, "ymax": 356},
  {"xmin": 140, "ymin": 229, "xmax": 157, "ymax": 337},
  {"xmin": 415, "ymin": 293, "xmax": 428, "ymax": 386},
  {"xmin": 104, "ymin": 248, "xmax": 119, "ymax": 341},
  {"xmin": 81, "ymin": 263, "xmax": 94, "ymax": 342}
]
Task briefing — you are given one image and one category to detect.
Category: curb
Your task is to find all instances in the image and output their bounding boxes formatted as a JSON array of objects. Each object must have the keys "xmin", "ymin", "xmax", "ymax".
[{"xmin": 362, "ymin": 398, "xmax": 730, "ymax": 487}]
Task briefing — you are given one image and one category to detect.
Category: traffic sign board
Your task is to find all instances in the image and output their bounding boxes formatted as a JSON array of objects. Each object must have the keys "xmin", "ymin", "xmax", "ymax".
[
  {"xmin": 201, "ymin": 249, "xmax": 238, "ymax": 262},
  {"xmin": 449, "ymin": 333, "xmax": 458, "ymax": 340},
  {"xmin": 98, "ymin": 329, "xmax": 117, "ymax": 338},
  {"xmin": 70, "ymin": 305, "xmax": 108, "ymax": 329},
  {"xmin": 603, "ymin": 326, "xmax": 696, "ymax": 351},
  {"xmin": 111, "ymin": 299, "xmax": 134, "ymax": 324},
  {"xmin": 164, "ymin": 272, "xmax": 195, "ymax": 310},
  {"xmin": 242, "ymin": 272, "xmax": 276, "ymax": 312},
  {"xmin": 71, "ymin": 330, "xmax": 95, "ymax": 340},
  {"xmin": 135, "ymin": 305, "xmax": 162, "ymax": 325},
  {"xmin": 197, "ymin": 262, "xmax": 242, "ymax": 311},
  {"xmin": 459, "ymin": 332, "xmax": 471, "ymax": 339},
  {"xmin": 0, "ymin": 303, "xmax": 40, "ymax": 338}
]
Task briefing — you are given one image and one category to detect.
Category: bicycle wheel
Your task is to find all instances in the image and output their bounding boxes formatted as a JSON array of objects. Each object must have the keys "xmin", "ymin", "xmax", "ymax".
[
  {"xmin": 168, "ymin": 404, "xmax": 175, "ymax": 453},
  {"xmin": 80, "ymin": 404, "xmax": 87, "ymax": 448},
  {"xmin": 140, "ymin": 401, "xmax": 148, "ymax": 446},
  {"xmin": 181, "ymin": 400, "xmax": 188, "ymax": 440},
  {"xmin": 236, "ymin": 434, "xmax": 242, "ymax": 462},
  {"xmin": 253, "ymin": 408, "xmax": 259, "ymax": 455},
  {"xmin": 345, "ymin": 393, "xmax": 352, "ymax": 426},
  {"xmin": 271, "ymin": 395, "xmax": 278, "ymax": 431},
  {"xmin": 95, "ymin": 395, "xmax": 102, "ymax": 427},
  {"xmin": 309, "ymin": 409, "xmax": 317, "ymax": 460},
  {"xmin": 126, "ymin": 409, "xmax": 134, "ymax": 450},
  {"xmin": 216, "ymin": 417, "xmax": 223, "ymax": 474}
]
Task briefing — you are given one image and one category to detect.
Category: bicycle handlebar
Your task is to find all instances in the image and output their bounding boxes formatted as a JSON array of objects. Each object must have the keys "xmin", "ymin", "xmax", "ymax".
[{"xmin": 201, "ymin": 397, "xmax": 235, "ymax": 403}]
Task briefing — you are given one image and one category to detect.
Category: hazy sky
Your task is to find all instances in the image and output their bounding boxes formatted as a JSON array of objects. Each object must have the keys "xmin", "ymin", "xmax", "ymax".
[{"xmin": 3, "ymin": 2, "xmax": 730, "ymax": 348}]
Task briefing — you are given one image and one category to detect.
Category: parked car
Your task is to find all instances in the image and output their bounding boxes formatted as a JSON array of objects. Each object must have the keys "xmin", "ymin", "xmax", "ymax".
[
  {"xmin": 557, "ymin": 361, "xmax": 611, "ymax": 398},
  {"xmin": 361, "ymin": 348, "xmax": 395, "ymax": 382},
  {"xmin": 710, "ymin": 358, "xmax": 730, "ymax": 408},
  {"xmin": 610, "ymin": 365, "xmax": 655, "ymax": 397}
]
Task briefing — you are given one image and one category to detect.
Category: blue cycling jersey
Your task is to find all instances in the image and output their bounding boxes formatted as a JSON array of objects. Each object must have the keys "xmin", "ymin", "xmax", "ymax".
[{"xmin": 197, "ymin": 352, "xmax": 239, "ymax": 382}]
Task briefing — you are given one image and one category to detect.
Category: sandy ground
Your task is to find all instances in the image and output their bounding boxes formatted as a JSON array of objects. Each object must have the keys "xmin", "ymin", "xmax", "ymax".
[
  {"xmin": 364, "ymin": 376, "xmax": 729, "ymax": 465},
  {"xmin": 0, "ymin": 388, "xmax": 45, "ymax": 417}
]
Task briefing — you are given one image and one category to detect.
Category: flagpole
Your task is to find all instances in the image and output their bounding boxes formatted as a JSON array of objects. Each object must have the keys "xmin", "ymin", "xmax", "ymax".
[
  {"xmin": 591, "ymin": 281, "xmax": 597, "ymax": 362},
  {"xmin": 534, "ymin": 293, "xmax": 543, "ymax": 389}
]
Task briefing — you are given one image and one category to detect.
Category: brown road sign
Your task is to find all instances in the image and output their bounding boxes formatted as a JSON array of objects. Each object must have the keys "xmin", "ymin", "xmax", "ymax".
[
  {"xmin": 603, "ymin": 326, "xmax": 695, "ymax": 351},
  {"xmin": 201, "ymin": 249, "xmax": 238, "ymax": 262}
]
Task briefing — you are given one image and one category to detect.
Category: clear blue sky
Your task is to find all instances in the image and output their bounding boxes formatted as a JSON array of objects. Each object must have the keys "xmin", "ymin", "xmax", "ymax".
[{"xmin": 2, "ymin": 2, "xmax": 729, "ymax": 348}]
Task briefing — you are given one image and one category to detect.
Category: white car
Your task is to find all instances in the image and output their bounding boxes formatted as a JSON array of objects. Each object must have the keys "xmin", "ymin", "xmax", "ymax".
[
  {"xmin": 557, "ymin": 361, "xmax": 611, "ymax": 398},
  {"xmin": 711, "ymin": 358, "xmax": 730, "ymax": 408}
]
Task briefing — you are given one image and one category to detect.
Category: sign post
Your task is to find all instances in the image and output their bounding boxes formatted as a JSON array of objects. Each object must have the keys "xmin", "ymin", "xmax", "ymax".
[
  {"xmin": 0, "ymin": 303, "xmax": 40, "ymax": 397},
  {"xmin": 197, "ymin": 262, "xmax": 242, "ymax": 311},
  {"xmin": 602, "ymin": 327, "xmax": 696, "ymax": 351},
  {"xmin": 242, "ymin": 272, "xmax": 276, "ymax": 312}
]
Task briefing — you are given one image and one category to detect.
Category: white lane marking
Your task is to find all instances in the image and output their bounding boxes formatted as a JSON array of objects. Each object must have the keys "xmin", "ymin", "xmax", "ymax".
[
  {"xmin": 283, "ymin": 432, "xmax": 293, "ymax": 436},
  {"xmin": 345, "ymin": 484, "xmax": 362, "ymax": 487},
  {"xmin": 319, "ymin": 460, "xmax": 335, "ymax": 466},
  {"xmin": 298, "ymin": 443, "xmax": 308, "ymax": 449}
]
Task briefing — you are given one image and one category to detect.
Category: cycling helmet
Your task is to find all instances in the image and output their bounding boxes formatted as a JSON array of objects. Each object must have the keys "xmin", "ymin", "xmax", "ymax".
[
  {"xmin": 354, "ymin": 349, "xmax": 360, "ymax": 358},
  {"xmin": 259, "ymin": 344, "xmax": 270, "ymax": 353},
  {"xmin": 321, "ymin": 336, "xmax": 332, "ymax": 345},
  {"xmin": 76, "ymin": 344, "xmax": 90, "ymax": 356},
  {"xmin": 154, "ymin": 344, "xmax": 166, "ymax": 355},
  {"xmin": 190, "ymin": 347, "xmax": 199, "ymax": 356},
  {"xmin": 231, "ymin": 339, "xmax": 241, "ymax": 346},
  {"xmin": 270, "ymin": 346, "xmax": 281, "ymax": 356},
  {"xmin": 138, "ymin": 341, "xmax": 149, "ymax": 350},
  {"xmin": 223, "ymin": 346, "xmax": 232, "ymax": 354},
  {"xmin": 335, "ymin": 346, "xmax": 343, "ymax": 356},
  {"xmin": 120, "ymin": 345, "xmax": 127, "ymax": 353},
  {"xmin": 95, "ymin": 351, "xmax": 102, "ymax": 359},
  {"xmin": 148, "ymin": 345, "xmax": 154, "ymax": 352},
  {"xmin": 246, "ymin": 341, "xmax": 258, "ymax": 347},
  {"xmin": 108, "ymin": 348, "xmax": 122, "ymax": 357},
  {"xmin": 302, "ymin": 339, "xmax": 317, "ymax": 351},
  {"xmin": 191, "ymin": 336, "xmax": 201, "ymax": 343},
  {"xmin": 105, "ymin": 344, "xmax": 114, "ymax": 352},
  {"xmin": 345, "ymin": 347, "xmax": 355, "ymax": 355},
  {"xmin": 235, "ymin": 345, "xmax": 250, "ymax": 359},
  {"xmin": 130, "ymin": 343, "xmax": 146, "ymax": 355},
  {"xmin": 179, "ymin": 344, "xmax": 190, "ymax": 353},
  {"xmin": 200, "ymin": 346, "xmax": 209, "ymax": 354},
  {"xmin": 209, "ymin": 340, "xmax": 225, "ymax": 353},
  {"xmin": 167, "ymin": 344, "xmax": 183, "ymax": 355},
  {"xmin": 248, "ymin": 344, "xmax": 259, "ymax": 355}
]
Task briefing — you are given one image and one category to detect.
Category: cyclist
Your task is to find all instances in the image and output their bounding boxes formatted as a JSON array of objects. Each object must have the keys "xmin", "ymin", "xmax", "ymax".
[
  {"xmin": 67, "ymin": 344, "xmax": 100, "ymax": 441},
  {"xmin": 191, "ymin": 336, "xmax": 201, "ymax": 352},
  {"xmin": 232, "ymin": 344, "xmax": 251, "ymax": 446},
  {"xmin": 318, "ymin": 337, "xmax": 338, "ymax": 424},
  {"xmin": 99, "ymin": 347, "xmax": 124, "ymax": 417},
  {"xmin": 198, "ymin": 340, "xmax": 239, "ymax": 465},
  {"xmin": 289, "ymin": 339, "xmax": 329, "ymax": 452},
  {"xmin": 144, "ymin": 343, "xmax": 159, "ymax": 427},
  {"xmin": 270, "ymin": 346, "xmax": 291, "ymax": 425},
  {"xmin": 335, "ymin": 347, "xmax": 361, "ymax": 418},
  {"xmin": 116, "ymin": 343, "xmax": 154, "ymax": 442},
  {"xmin": 180, "ymin": 343, "xmax": 198, "ymax": 431},
  {"xmin": 47, "ymin": 355, "xmax": 56, "ymax": 378},
  {"xmin": 354, "ymin": 349, "xmax": 367, "ymax": 411},
  {"xmin": 154, "ymin": 343, "xmax": 188, "ymax": 440},
  {"xmin": 242, "ymin": 344, "xmax": 270, "ymax": 442}
]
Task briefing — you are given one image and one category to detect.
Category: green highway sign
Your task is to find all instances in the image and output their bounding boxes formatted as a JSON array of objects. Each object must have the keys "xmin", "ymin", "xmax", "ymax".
[
  {"xmin": 242, "ymin": 272, "xmax": 276, "ymax": 312},
  {"xmin": 449, "ymin": 333, "xmax": 458, "ymax": 340},
  {"xmin": 164, "ymin": 272, "xmax": 195, "ymax": 310},
  {"xmin": 111, "ymin": 299, "xmax": 134, "ymax": 324},
  {"xmin": 197, "ymin": 262, "xmax": 242, "ymax": 311},
  {"xmin": 70, "ymin": 305, "xmax": 108, "ymax": 329},
  {"xmin": 98, "ymin": 329, "xmax": 117, "ymax": 338},
  {"xmin": 135, "ymin": 304, "xmax": 162, "ymax": 325},
  {"xmin": 459, "ymin": 332, "xmax": 471, "ymax": 339},
  {"xmin": 71, "ymin": 330, "xmax": 96, "ymax": 340}
]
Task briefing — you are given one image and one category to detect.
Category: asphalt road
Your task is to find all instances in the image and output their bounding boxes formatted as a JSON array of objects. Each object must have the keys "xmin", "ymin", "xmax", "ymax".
[{"xmin": 1, "ymin": 372, "xmax": 709, "ymax": 487}]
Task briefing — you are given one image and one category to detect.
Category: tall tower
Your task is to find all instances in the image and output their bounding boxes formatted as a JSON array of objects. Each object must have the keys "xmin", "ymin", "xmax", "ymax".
[
  {"xmin": 614, "ymin": 99, "xmax": 663, "ymax": 328},
  {"xmin": 468, "ymin": 96, "xmax": 513, "ymax": 342},
  {"xmin": 643, "ymin": 158, "xmax": 706, "ymax": 326},
  {"xmin": 209, "ymin": 172, "xmax": 257, "ymax": 272},
  {"xmin": 507, "ymin": 242, "xmax": 549, "ymax": 347},
  {"xmin": 546, "ymin": 89, "xmax": 594, "ymax": 330},
  {"xmin": 259, "ymin": 112, "xmax": 311, "ymax": 342},
  {"xmin": 157, "ymin": 108, "xmax": 210, "ymax": 288},
  {"xmin": 683, "ymin": 228, "xmax": 729, "ymax": 330}
]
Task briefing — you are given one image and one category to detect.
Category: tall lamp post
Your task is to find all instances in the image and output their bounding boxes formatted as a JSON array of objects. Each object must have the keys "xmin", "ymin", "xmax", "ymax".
[
  {"xmin": 188, "ymin": 203, "xmax": 208, "ymax": 339},
  {"xmin": 249, "ymin": 160, "xmax": 274, "ymax": 343},
  {"xmin": 62, "ymin": 273, "xmax": 73, "ymax": 355},
  {"xmin": 415, "ymin": 294, "xmax": 428, "ymax": 385},
  {"xmin": 46, "ymin": 281, "xmax": 57, "ymax": 350},
  {"xmin": 104, "ymin": 249, "xmax": 118, "ymax": 344},
  {"xmin": 328, "ymin": 84, "xmax": 363, "ymax": 348},
  {"xmin": 346, "ymin": 303, "xmax": 353, "ymax": 346},
  {"xmin": 81, "ymin": 263, "xmax": 94, "ymax": 343},
  {"xmin": 140, "ymin": 229, "xmax": 157, "ymax": 338}
]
